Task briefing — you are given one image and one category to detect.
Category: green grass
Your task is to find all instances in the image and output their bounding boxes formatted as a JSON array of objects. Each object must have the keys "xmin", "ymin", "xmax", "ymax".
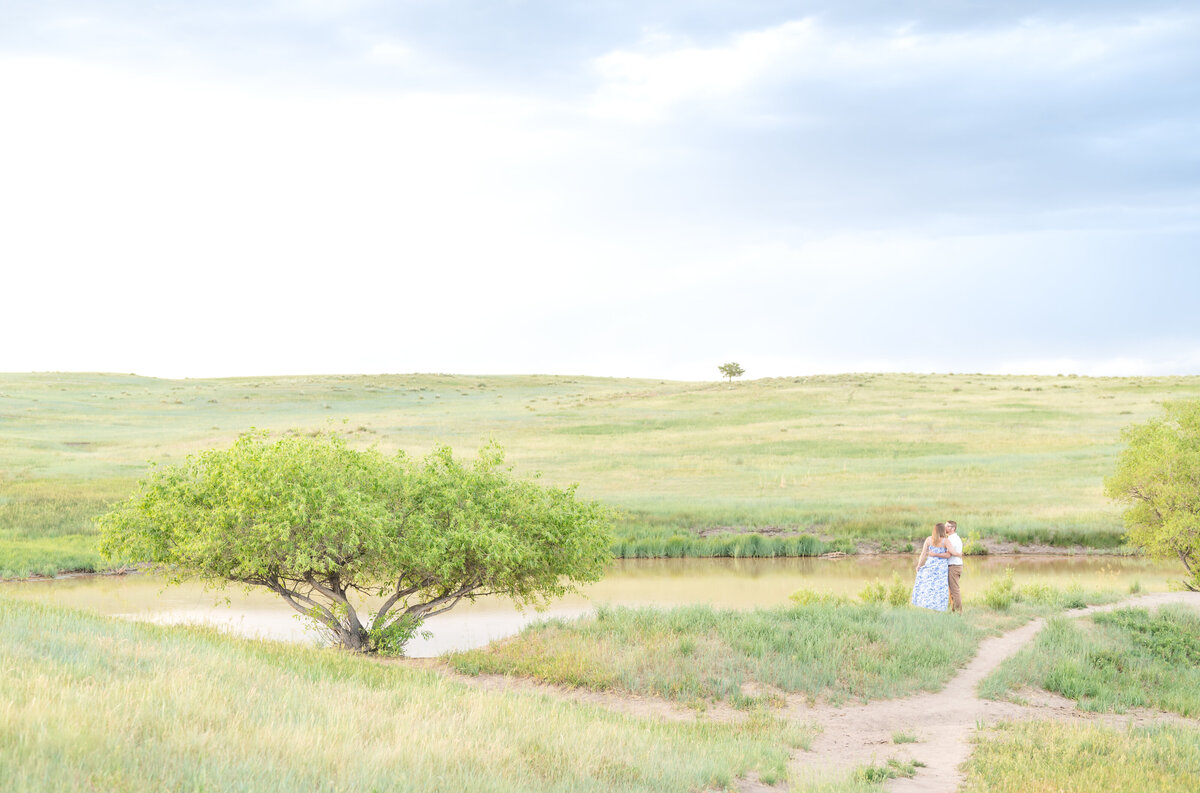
[
  {"xmin": 611, "ymin": 527, "xmax": 842, "ymax": 559},
  {"xmin": 980, "ymin": 605, "xmax": 1200, "ymax": 716},
  {"xmin": 451, "ymin": 603, "xmax": 994, "ymax": 707},
  {"xmin": 448, "ymin": 584, "xmax": 1125, "ymax": 708},
  {"xmin": 962, "ymin": 721, "xmax": 1200, "ymax": 793},
  {"xmin": 0, "ymin": 533, "xmax": 101, "ymax": 578},
  {"xmin": 791, "ymin": 760, "xmax": 925, "ymax": 793},
  {"xmin": 792, "ymin": 777, "xmax": 889, "ymax": 793},
  {"xmin": 0, "ymin": 596, "xmax": 804, "ymax": 792},
  {"xmin": 5, "ymin": 371, "xmax": 1200, "ymax": 575},
  {"xmin": 853, "ymin": 758, "xmax": 922, "ymax": 783}
]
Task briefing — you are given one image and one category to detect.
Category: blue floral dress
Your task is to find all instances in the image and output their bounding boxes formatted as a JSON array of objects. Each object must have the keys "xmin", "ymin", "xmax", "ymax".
[{"xmin": 911, "ymin": 546, "xmax": 950, "ymax": 611}]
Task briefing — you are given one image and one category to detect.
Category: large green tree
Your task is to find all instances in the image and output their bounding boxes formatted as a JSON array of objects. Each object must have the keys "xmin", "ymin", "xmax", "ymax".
[
  {"xmin": 1104, "ymin": 400, "xmax": 1200, "ymax": 592},
  {"xmin": 98, "ymin": 433, "xmax": 614, "ymax": 653}
]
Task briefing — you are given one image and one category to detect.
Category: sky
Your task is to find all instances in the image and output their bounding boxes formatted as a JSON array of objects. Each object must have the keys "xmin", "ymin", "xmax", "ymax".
[{"xmin": 1, "ymin": 0, "xmax": 1198, "ymax": 380}]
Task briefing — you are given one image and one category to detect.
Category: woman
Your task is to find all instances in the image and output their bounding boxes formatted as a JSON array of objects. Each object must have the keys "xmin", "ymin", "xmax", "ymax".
[{"xmin": 911, "ymin": 522, "xmax": 952, "ymax": 611}]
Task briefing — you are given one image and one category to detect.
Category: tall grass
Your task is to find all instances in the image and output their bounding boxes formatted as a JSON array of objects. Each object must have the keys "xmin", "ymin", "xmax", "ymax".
[
  {"xmin": 449, "ymin": 584, "xmax": 1126, "ymax": 707},
  {"xmin": 962, "ymin": 721, "xmax": 1200, "ymax": 793},
  {"xmin": 611, "ymin": 528, "xmax": 840, "ymax": 559},
  {"xmin": 0, "ymin": 597, "xmax": 799, "ymax": 792},
  {"xmin": 980, "ymin": 605, "xmax": 1200, "ymax": 716},
  {"xmin": 450, "ymin": 603, "xmax": 993, "ymax": 706},
  {"xmin": 0, "ymin": 534, "xmax": 101, "ymax": 578}
]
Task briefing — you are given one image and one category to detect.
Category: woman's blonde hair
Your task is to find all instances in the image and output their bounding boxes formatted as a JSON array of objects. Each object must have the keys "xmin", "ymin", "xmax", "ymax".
[{"xmin": 932, "ymin": 522, "xmax": 947, "ymax": 542}]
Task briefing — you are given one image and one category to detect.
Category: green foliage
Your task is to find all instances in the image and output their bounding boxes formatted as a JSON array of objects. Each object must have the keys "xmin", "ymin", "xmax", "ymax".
[
  {"xmin": 1093, "ymin": 607, "xmax": 1200, "ymax": 666},
  {"xmin": 983, "ymin": 568, "xmax": 1018, "ymax": 610},
  {"xmin": 789, "ymin": 588, "xmax": 851, "ymax": 607},
  {"xmin": 97, "ymin": 433, "xmax": 614, "ymax": 653},
  {"xmin": 854, "ymin": 758, "xmax": 922, "ymax": 783},
  {"xmin": 857, "ymin": 572, "xmax": 910, "ymax": 606},
  {"xmin": 1104, "ymin": 399, "xmax": 1200, "ymax": 590},
  {"xmin": 366, "ymin": 613, "xmax": 431, "ymax": 656},
  {"xmin": 718, "ymin": 362, "xmax": 745, "ymax": 382},
  {"xmin": 611, "ymin": 528, "xmax": 832, "ymax": 559},
  {"xmin": 962, "ymin": 529, "xmax": 988, "ymax": 556}
]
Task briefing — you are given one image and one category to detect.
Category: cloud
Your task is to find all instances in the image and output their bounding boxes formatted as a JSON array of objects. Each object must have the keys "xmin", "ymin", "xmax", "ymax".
[
  {"xmin": 587, "ymin": 15, "xmax": 1192, "ymax": 123},
  {"xmin": 2, "ymin": 3, "xmax": 1198, "ymax": 377}
]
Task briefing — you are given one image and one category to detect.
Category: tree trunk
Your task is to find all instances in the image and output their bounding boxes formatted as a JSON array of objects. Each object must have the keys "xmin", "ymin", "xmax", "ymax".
[{"xmin": 336, "ymin": 624, "xmax": 371, "ymax": 653}]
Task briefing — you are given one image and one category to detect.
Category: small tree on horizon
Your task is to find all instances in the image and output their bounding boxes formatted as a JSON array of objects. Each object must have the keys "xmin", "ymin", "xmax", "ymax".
[
  {"xmin": 1104, "ymin": 400, "xmax": 1200, "ymax": 592},
  {"xmin": 718, "ymin": 362, "xmax": 745, "ymax": 383},
  {"xmin": 97, "ymin": 433, "xmax": 615, "ymax": 654}
]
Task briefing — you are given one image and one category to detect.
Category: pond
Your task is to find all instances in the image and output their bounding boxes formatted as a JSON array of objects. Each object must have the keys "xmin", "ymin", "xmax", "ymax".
[{"xmin": 3, "ymin": 555, "xmax": 1181, "ymax": 656}]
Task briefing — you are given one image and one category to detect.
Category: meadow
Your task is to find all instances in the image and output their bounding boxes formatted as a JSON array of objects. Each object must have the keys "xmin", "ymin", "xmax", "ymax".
[
  {"xmin": 447, "ymin": 584, "xmax": 1123, "ymax": 708},
  {"xmin": 4, "ymin": 371, "xmax": 1200, "ymax": 576},
  {"xmin": 450, "ymin": 602, "xmax": 993, "ymax": 707},
  {"xmin": 2, "ymin": 576, "xmax": 1193, "ymax": 792},
  {"xmin": 0, "ymin": 596, "xmax": 805, "ymax": 792},
  {"xmin": 961, "ymin": 721, "xmax": 1200, "ymax": 793},
  {"xmin": 980, "ymin": 604, "xmax": 1200, "ymax": 716}
]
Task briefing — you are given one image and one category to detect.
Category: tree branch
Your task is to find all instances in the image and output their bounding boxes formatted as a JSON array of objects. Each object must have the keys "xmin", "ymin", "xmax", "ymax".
[
  {"xmin": 305, "ymin": 572, "xmax": 365, "ymax": 636},
  {"xmin": 257, "ymin": 577, "xmax": 338, "ymax": 626},
  {"xmin": 402, "ymin": 581, "xmax": 482, "ymax": 620},
  {"xmin": 372, "ymin": 577, "xmax": 433, "ymax": 632}
]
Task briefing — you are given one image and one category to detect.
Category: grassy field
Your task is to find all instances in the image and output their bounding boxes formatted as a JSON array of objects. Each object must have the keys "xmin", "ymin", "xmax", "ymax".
[
  {"xmin": 980, "ymin": 604, "xmax": 1200, "ymax": 716},
  {"xmin": 961, "ymin": 721, "xmax": 1200, "ymax": 793},
  {"xmin": 0, "ymin": 596, "xmax": 807, "ymax": 792},
  {"xmin": 447, "ymin": 584, "xmax": 1122, "ymax": 707},
  {"xmin": 4, "ymin": 371, "xmax": 1200, "ymax": 576}
]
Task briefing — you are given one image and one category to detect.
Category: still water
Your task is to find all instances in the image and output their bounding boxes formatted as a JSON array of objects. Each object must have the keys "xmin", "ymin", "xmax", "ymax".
[{"xmin": 3, "ymin": 556, "xmax": 1180, "ymax": 657}]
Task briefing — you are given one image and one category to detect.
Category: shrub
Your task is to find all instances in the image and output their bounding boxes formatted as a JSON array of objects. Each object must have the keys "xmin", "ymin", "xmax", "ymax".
[
  {"xmin": 859, "ymin": 573, "xmax": 910, "ymax": 606},
  {"xmin": 963, "ymin": 529, "xmax": 988, "ymax": 556},
  {"xmin": 789, "ymin": 588, "xmax": 850, "ymax": 607},
  {"xmin": 983, "ymin": 568, "xmax": 1017, "ymax": 610},
  {"xmin": 1019, "ymin": 583, "xmax": 1056, "ymax": 605}
]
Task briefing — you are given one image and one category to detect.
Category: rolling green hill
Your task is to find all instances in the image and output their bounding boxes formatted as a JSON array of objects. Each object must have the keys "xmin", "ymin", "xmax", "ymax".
[{"xmin": 3, "ymin": 371, "xmax": 1199, "ymax": 576}]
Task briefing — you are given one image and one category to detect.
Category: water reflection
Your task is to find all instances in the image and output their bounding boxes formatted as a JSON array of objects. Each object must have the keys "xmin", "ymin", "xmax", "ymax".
[{"xmin": 3, "ymin": 556, "xmax": 1181, "ymax": 657}]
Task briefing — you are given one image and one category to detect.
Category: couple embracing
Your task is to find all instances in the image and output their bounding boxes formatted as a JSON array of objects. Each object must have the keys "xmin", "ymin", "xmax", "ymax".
[{"xmin": 911, "ymin": 520, "xmax": 963, "ymax": 612}]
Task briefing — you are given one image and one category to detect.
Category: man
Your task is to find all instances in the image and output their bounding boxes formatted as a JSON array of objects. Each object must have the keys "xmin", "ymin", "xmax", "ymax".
[{"xmin": 945, "ymin": 520, "xmax": 963, "ymax": 612}]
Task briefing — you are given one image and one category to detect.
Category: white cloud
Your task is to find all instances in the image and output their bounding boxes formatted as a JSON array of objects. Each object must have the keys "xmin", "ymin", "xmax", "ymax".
[
  {"xmin": 993, "ymin": 354, "xmax": 1200, "ymax": 378},
  {"xmin": 2, "ymin": 5, "xmax": 1197, "ymax": 379},
  {"xmin": 587, "ymin": 14, "xmax": 1190, "ymax": 122},
  {"xmin": 589, "ymin": 20, "xmax": 817, "ymax": 122},
  {"xmin": 363, "ymin": 39, "xmax": 415, "ymax": 66},
  {"xmin": 0, "ymin": 56, "xmax": 593, "ymax": 375}
]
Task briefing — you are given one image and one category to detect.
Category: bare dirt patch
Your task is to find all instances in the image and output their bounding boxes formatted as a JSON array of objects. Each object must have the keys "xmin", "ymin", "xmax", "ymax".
[{"xmin": 695, "ymin": 526, "xmax": 809, "ymax": 538}]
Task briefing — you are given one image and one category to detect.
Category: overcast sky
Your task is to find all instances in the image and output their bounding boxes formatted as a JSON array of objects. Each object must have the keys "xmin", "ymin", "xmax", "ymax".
[{"xmin": 2, "ymin": 1, "xmax": 1198, "ymax": 379}]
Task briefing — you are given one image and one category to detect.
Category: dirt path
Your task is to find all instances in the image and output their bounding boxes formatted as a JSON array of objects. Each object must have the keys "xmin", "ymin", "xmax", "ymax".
[
  {"xmin": 787, "ymin": 591, "xmax": 1200, "ymax": 792},
  {"xmin": 430, "ymin": 591, "xmax": 1198, "ymax": 792}
]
